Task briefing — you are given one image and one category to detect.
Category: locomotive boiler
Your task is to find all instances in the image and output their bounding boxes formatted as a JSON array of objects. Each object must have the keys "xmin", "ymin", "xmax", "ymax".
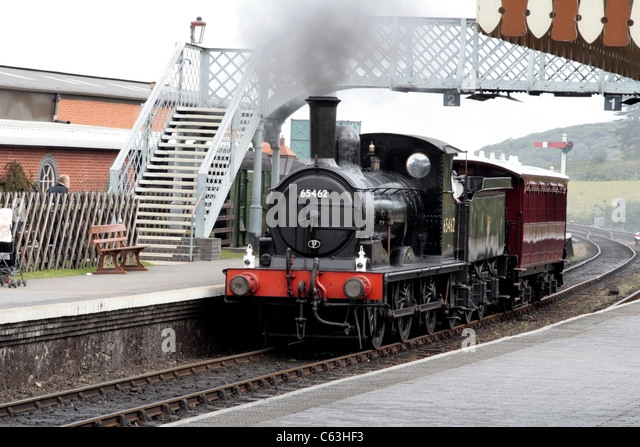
[{"xmin": 224, "ymin": 96, "xmax": 567, "ymax": 349}]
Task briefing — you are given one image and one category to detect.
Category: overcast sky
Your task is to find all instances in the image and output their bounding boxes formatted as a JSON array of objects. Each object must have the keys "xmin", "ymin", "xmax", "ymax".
[{"xmin": 1, "ymin": 0, "xmax": 624, "ymax": 151}]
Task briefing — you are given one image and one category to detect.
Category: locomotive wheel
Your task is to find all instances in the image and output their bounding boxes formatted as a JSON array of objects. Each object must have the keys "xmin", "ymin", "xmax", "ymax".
[
  {"xmin": 391, "ymin": 280, "xmax": 413, "ymax": 342},
  {"xmin": 419, "ymin": 278, "xmax": 438, "ymax": 334},
  {"xmin": 424, "ymin": 310, "xmax": 437, "ymax": 334},
  {"xmin": 366, "ymin": 307, "xmax": 386, "ymax": 349}
]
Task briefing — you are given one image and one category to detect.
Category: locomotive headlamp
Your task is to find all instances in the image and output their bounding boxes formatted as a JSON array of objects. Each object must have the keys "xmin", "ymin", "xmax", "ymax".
[
  {"xmin": 229, "ymin": 274, "xmax": 259, "ymax": 296},
  {"xmin": 243, "ymin": 244, "xmax": 255, "ymax": 268},
  {"xmin": 343, "ymin": 276, "xmax": 372, "ymax": 300},
  {"xmin": 355, "ymin": 246, "xmax": 367, "ymax": 272}
]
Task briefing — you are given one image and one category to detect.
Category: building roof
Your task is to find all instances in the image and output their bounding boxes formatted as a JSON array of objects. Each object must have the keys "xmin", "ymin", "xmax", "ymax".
[
  {"xmin": 0, "ymin": 119, "xmax": 129, "ymax": 150},
  {"xmin": 0, "ymin": 66, "xmax": 152, "ymax": 149},
  {"xmin": 0, "ymin": 65, "xmax": 151, "ymax": 101}
]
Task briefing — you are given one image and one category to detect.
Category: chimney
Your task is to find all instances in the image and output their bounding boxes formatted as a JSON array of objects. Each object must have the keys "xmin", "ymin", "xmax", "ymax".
[{"xmin": 306, "ymin": 96, "xmax": 340, "ymax": 160}]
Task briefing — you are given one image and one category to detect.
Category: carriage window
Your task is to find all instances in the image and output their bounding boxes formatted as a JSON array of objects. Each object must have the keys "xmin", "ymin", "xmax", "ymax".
[{"xmin": 406, "ymin": 153, "xmax": 431, "ymax": 179}]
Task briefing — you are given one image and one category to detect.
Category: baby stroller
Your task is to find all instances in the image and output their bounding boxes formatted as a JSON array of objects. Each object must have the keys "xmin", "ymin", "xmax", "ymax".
[{"xmin": 0, "ymin": 208, "xmax": 26, "ymax": 288}]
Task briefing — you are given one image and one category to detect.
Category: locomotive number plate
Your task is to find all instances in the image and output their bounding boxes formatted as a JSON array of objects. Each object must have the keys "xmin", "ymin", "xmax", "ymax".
[{"xmin": 299, "ymin": 189, "xmax": 330, "ymax": 198}]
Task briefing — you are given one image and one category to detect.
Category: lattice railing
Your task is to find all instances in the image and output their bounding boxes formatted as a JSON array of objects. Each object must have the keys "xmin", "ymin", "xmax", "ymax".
[
  {"xmin": 195, "ymin": 49, "xmax": 264, "ymax": 238},
  {"xmin": 109, "ymin": 44, "xmax": 253, "ymax": 196},
  {"xmin": 107, "ymin": 17, "xmax": 640, "ymax": 247}
]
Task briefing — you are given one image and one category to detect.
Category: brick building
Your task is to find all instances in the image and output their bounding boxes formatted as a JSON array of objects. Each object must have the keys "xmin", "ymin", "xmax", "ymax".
[{"xmin": 0, "ymin": 66, "xmax": 152, "ymax": 192}]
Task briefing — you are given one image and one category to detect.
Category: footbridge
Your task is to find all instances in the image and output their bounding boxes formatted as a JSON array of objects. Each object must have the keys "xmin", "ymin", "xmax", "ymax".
[{"xmin": 109, "ymin": 16, "xmax": 640, "ymax": 261}]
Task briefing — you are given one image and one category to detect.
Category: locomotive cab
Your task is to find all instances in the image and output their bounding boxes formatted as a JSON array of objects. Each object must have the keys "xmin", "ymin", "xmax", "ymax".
[{"xmin": 359, "ymin": 133, "xmax": 463, "ymax": 263}]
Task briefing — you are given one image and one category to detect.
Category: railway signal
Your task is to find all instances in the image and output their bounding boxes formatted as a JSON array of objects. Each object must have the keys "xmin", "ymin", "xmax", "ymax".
[{"xmin": 534, "ymin": 133, "xmax": 573, "ymax": 175}]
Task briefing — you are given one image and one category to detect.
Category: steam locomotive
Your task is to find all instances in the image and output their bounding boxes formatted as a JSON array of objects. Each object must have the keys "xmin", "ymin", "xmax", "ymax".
[{"xmin": 224, "ymin": 96, "xmax": 568, "ymax": 349}]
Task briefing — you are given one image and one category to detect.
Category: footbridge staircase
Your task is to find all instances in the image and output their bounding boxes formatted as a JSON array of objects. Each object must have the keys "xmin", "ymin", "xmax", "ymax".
[{"xmin": 109, "ymin": 17, "xmax": 640, "ymax": 262}]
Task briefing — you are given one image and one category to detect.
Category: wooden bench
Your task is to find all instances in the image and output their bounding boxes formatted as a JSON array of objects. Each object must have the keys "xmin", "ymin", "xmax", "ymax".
[{"xmin": 90, "ymin": 223, "xmax": 147, "ymax": 274}]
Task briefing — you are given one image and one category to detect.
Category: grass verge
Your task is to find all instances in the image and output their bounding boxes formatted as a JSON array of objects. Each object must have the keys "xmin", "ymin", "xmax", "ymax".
[{"xmin": 22, "ymin": 249, "xmax": 245, "ymax": 280}]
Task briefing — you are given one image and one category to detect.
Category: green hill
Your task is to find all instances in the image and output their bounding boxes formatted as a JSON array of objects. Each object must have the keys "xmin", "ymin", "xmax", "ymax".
[
  {"xmin": 476, "ymin": 105, "xmax": 640, "ymax": 229},
  {"xmin": 476, "ymin": 105, "xmax": 640, "ymax": 181}
]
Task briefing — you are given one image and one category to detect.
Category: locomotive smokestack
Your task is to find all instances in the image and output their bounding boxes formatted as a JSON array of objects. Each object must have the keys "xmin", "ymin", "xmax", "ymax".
[{"xmin": 306, "ymin": 96, "xmax": 340, "ymax": 160}]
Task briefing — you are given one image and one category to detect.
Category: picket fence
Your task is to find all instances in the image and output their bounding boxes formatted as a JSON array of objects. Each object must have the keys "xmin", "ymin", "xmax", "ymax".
[{"xmin": 0, "ymin": 192, "xmax": 139, "ymax": 272}]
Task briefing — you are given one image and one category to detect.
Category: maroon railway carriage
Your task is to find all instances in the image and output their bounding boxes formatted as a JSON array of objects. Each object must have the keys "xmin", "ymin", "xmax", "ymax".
[{"xmin": 453, "ymin": 155, "xmax": 568, "ymax": 304}]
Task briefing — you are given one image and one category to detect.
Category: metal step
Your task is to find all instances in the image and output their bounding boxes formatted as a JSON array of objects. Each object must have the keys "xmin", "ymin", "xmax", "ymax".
[
  {"xmin": 161, "ymin": 135, "xmax": 214, "ymax": 142},
  {"xmin": 135, "ymin": 188, "xmax": 197, "ymax": 195},
  {"xmin": 136, "ymin": 219, "xmax": 192, "ymax": 227},
  {"xmin": 163, "ymin": 129, "xmax": 218, "ymax": 136},
  {"xmin": 145, "ymin": 164, "xmax": 201, "ymax": 171},
  {"xmin": 148, "ymin": 159, "xmax": 205, "ymax": 165},
  {"xmin": 168, "ymin": 120, "xmax": 221, "ymax": 128},
  {"xmin": 158, "ymin": 142, "xmax": 211, "ymax": 149},
  {"xmin": 139, "ymin": 235, "xmax": 185, "ymax": 242},
  {"xmin": 137, "ymin": 214, "xmax": 192, "ymax": 220},
  {"xmin": 137, "ymin": 199, "xmax": 197, "ymax": 206},
  {"xmin": 137, "ymin": 228, "xmax": 193, "ymax": 234},
  {"xmin": 138, "ymin": 179, "xmax": 196, "ymax": 187},
  {"xmin": 138, "ymin": 203, "xmax": 194, "ymax": 211},
  {"xmin": 175, "ymin": 106, "xmax": 227, "ymax": 113},
  {"xmin": 151, "ymin": 150, "xmax": 207, "ymax": 157},
  {"xmin": 141, "ymin": 172, "xmax": 198, "ymax": 179}
]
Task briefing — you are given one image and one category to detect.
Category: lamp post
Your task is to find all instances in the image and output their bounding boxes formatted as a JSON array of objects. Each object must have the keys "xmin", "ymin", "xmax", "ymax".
[
  {"xmin": 280, "ymin": 150, "xmax": 296, "ymax": 175},
  {"xmin": 267, "ymin": 137, "xmax": 296, "ymax": 187},
  {"xmin": 190, "ymin": 17, "xmax": 206, "ymax": 44}
]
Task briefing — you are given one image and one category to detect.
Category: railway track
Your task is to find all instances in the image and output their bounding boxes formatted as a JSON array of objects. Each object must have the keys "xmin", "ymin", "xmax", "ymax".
[{"xmin": 1, "ymin": 226, "xmax": 637, "ymax": 427}]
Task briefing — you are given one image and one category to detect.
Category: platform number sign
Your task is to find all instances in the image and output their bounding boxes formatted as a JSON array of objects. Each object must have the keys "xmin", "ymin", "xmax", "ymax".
[
  {"xmin": 443, "ymin": 90, "xmax": 460, "ymax": 107},
  {"xmin": 605, "ymin": 95, "xmax": 622, "ymax": 111}
]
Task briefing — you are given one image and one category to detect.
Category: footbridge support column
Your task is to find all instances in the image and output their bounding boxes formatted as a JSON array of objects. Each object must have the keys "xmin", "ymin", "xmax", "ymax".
[{"xmin": 249, "ymin": 120, "xmax": 265, "ymax": 250}]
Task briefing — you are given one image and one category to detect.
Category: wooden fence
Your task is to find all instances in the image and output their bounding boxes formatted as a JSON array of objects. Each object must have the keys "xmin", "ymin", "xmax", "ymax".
[{"xmin": 0, "ymin": 192, "xmax": 139, "ymax": 272}]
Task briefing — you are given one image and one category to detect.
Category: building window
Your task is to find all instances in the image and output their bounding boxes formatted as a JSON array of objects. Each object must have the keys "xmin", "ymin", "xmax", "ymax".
[{"xmin": 38, "ymin": 155, "xmax": 58, "ymax": 192}]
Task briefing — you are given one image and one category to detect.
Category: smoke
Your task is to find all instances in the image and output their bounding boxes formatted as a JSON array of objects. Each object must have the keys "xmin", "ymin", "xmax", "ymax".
[{"xmin": 238, "ymin": 0, "xmax": 416, "ymax": 96}]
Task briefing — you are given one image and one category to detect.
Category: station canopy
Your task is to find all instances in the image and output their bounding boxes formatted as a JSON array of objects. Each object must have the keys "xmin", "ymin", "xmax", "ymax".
[{"xmin": 476, "ymin": 0, "xmax": 640, "ymax": 81}]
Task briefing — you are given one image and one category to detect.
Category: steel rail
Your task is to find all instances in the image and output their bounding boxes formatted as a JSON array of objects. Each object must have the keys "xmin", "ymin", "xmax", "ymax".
[{"xmin": 0, "ymin": 348, "xmax": 272, "ymax": 419}]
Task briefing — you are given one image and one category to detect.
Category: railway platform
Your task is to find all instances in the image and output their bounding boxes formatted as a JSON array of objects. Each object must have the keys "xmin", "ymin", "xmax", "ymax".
[
  {"xmin": 0, "ymin": 258, "xmax": 243, "ymax": 324},
  {"xmin": 167, "ymin": 298, "xmax": 640, "ymax": 428}
]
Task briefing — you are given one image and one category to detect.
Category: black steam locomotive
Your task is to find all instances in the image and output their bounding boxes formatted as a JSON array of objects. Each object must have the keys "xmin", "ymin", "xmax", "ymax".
[{"xmin": 224, "ymin": 96, "xmax": 568, "ymax": 349}]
